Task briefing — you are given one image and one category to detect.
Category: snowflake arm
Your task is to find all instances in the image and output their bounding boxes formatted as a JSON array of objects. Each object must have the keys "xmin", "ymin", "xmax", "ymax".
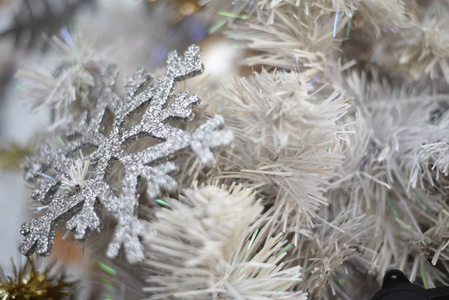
[
  {"xmin": 141, "ymin": 162, "xmax": 179, "ymax": 199},
  {"xmin": 166, "ymin": 44, "xmax": 204, "ymax": 81},
  {"xmin": 162, "ymin": 91, "xmax": 200, "ymax": 121},
  {"xmin": 19, "ymin": 191, "xmax": 84, "ymax": 256},
  {"xmin": 190, "ymin": 115, "xmax": 234, "ymax": 164}
]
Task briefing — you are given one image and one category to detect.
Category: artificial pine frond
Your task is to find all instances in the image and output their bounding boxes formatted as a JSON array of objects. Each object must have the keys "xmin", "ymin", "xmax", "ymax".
[
  {"xmin": 208, "ymin": 70, "xmax": 350, "ymax": 229},
  {"xmin": 143, "ymin": 184, "xmax": 306, "ymax": 300},
  {"xmin": 0, "ymin": 0, "xmax": 94, "ymax": 50},
  {"xmin": 227, "ymin": 4, "xmax": 344, "ymax": 74},
  {"xmin": 316, "ymin": 0, "xmax": 407, "ymax": 34},
  {"xmin": 0, "ymin": 256, "xmax": 77, "ymax": 299},
  {"xmin": 340, "ymin": 1, "xmax": 449, "ymax": 82},
  {"xmin": 289, "ymin": 211, "xmax": 375, "ymax": 299},
  {"xmin": 392, "ymin": 2, "xmax": 449, "ymax": 82}
]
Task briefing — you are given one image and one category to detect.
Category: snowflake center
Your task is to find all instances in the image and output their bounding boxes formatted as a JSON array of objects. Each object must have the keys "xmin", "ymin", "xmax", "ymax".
[{"xmin": 61, "ymin": 159, "xmax": 90, "ymax": 191}]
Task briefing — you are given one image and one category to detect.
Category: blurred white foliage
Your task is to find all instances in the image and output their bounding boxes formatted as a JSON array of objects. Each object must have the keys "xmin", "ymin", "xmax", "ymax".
[
  {"xmin": 327, "ymin": 71, "xmax": 449, "ymax": 288},
  {"xmin": 200, "ymin": 0, "xmax": 407, "ymax": 73},
  {"xmin": 16, "ymin": 35, "xmax": 103, "ymax": 119},
  {"xmin": 392, "ymin": 2, "xmax": 449, "ymax": 81}
]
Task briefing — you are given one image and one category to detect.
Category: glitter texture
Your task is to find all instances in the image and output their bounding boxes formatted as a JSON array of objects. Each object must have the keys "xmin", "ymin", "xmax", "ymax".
[{"xmin": 19, "ymin": 45, "xmax": 234, "ymax": 263}]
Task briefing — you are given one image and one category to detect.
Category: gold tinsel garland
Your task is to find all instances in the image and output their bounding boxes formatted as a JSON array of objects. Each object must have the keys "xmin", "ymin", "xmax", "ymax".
[{"xmin": 0, "ymin": 256, "xmax": 77, "ymax": 299}]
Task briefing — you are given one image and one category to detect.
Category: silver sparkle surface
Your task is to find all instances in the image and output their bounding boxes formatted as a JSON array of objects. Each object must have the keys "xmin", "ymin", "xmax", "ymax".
[{"xmin": 19, "ymin": 45, "xmax": 234, "ymax": 263}]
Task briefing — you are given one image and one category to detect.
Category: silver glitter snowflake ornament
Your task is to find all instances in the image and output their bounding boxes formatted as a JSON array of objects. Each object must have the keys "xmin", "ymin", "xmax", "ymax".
[{"xmin": 19, "ymin": 45, "xmax": 233, "ymax": 263}]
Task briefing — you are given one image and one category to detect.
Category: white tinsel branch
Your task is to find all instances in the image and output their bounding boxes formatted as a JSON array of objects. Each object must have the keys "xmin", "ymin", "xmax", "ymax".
[{"xmin": 143, "ymin": 184, "xmax": 306, "ymax": 300}]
